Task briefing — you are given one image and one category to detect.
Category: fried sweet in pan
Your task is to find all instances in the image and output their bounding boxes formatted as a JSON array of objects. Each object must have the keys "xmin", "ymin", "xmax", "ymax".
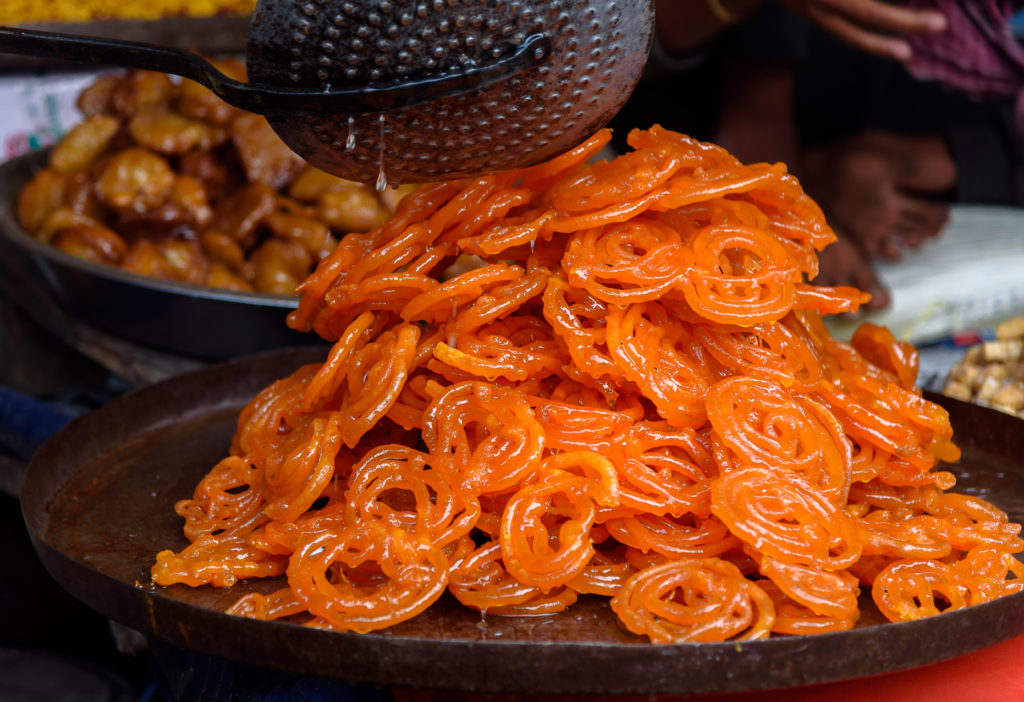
[
  {"xmin": 36, "ymin": 209, "xmax": 102, "ymax": 245},
  {"xmin": 120, "ymin": 237, "xmax": 208, "ymax": 285},
  {"xmin": 231, "ymin": 113, "xmax": 305, "ymax": 190},
  {"xmin": 158, "ymin": 237, "xmax": 209, "ymax": 285},
  {"xmin": 128, "ymin": 107, "xmax": 228, "ymax": 155},
  {"xmin": 17, "ymin": 168, "xmax": 68, "ymax": 233},
  {"xmin": 287, "ymin": 166, "xmax": 360, "ymax": 203},
  {"xmin": 265, "ymin": 209, "xmax": 334, "ymax": 261},
  {"xmin": 205, "ymin": 183, "xmax": 278, "ymax": 248},
  {"xmin": 116, "ymin": 175, "xmax": 213, "ymax": 237},
  {"xmin": 50, "ymin": 225, "xmax": 127, "ymax": 266},
  {"xmin": 63, "ymin": 170, "xmax": 108, "ymax": 220},
  {"xmin": 94, "ymin": 147, "xmax": 176, "ymax": 214},
  {"xmin": 76, "ymin": 74, "xmax": 121, "ymax": 118},
  {"xmin": 49, "ymin": 114, "xmax": 121, "ymax": 174},
  {"xmin": 205, "ymin": 261, "xmax": 254, "ymax": 292},
  {"xmin": 249, "ymin": 239, "xmax": 313, "ymax": 296},
  {"xmin": 110, "ymin": 70, "xmax": 175, "ymax": 116},
  {"xmin": 176, "ymin": 59, "xmax": 245, "ymax": 126},
  {"xmin": 317, "ymin": 186, "xmax": 391, "ymax": 233},
  {"xmin": 611, "ymin": 558, "xmax": 775, "ymax": 643},
  {"xmin": 200, "ymin": 230, "xmax": 247, "ymax": 273},
  {"xmin": 169, "ymin": 175, "xmax": 214, "ymax": 228},
  {"xmin": 178, "ymin": 149, "xmax": 237, "ymax": 202}
]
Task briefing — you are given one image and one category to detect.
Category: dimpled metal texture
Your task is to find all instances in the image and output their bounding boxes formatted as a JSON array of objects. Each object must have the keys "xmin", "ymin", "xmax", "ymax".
[{"xmin": 246, "ymin": 0, "xmax": 653, "ymax": 184}]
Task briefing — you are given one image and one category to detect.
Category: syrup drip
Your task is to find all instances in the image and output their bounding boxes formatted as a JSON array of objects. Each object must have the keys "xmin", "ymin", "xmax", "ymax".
[{"xmin": 375, "ymin": 114, "xmax": 387, "ymax": 192}]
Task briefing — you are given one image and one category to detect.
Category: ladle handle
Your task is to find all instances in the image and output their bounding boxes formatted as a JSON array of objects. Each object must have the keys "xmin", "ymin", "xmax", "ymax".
[{"xmin": 0, "ymin": 26, "xmax": 551, "ymax": 115}]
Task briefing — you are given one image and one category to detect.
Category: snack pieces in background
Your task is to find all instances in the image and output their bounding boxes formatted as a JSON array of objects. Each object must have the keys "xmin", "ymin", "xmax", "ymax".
[
  {"xmin": 2, "ymin": 0, "xmax": 256, "ymax": 24},
  {"xmin": 152, "ymin": 126, "xmax": 1024, "ymax": 643},
  {"xmin": 944, "ymin": 316, "xmax": 1024, "ymax": 417},
  {"xmin": 15, "ymin": 66, "xmax": 414, "ymax": 296}
]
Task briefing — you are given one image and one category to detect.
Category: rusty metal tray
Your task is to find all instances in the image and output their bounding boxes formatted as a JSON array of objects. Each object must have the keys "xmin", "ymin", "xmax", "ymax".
[{"xmin": 20, "ymin": 347, "xmax": 1024, "ymax": 696}]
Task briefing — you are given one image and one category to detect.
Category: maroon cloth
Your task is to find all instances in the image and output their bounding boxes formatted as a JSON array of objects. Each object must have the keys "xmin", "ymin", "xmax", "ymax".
[{"xmin": 902, "ymin": 0, "xmax": 1024, "ymax": 132}]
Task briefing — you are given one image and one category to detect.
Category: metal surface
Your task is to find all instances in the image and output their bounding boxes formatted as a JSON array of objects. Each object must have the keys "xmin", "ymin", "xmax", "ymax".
[
  {"xmin": 246, "ymin": 0, "xmax": 653, "ymax": 184},
  {"xmin": 20, "ymin": 347, "xmax": 1024, "ymax": 696},
  {"xmin": 0, "ymin": 27, "xmax": 550, "ymax": 116},
  {"xmin": 0, "ymin": 150, "xmax": 319, "ymax": 361}
]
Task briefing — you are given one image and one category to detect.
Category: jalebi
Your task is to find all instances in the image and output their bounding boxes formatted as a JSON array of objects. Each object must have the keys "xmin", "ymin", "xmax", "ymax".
[{"xmin": 152, "ymin": 125, "xmax": 1023, "ymax": 643}]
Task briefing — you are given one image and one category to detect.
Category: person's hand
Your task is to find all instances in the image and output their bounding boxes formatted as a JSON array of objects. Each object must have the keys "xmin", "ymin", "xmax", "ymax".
[{"xmin": 782, "ymin": 0, "xmax": 947, "ymax": 60}]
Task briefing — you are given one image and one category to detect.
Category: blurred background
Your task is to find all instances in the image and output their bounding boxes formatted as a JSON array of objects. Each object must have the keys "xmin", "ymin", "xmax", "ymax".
[{"xmin": 2, "ymin": 1, "xmax": 1024, "ymax": 700}]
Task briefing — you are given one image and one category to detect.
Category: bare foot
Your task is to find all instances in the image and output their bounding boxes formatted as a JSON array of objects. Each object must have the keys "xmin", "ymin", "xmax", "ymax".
[
  {"xmin": 801, "ymin": 131, "xmax": 955, "ymax": 261},
  {"xmin": 814, "ymin": 229, "xmax": 891, "ymax": 311}
]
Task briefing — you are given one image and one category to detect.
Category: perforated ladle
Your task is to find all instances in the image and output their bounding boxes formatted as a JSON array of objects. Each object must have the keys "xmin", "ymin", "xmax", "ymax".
[{"xmin": 0, "ymin": 0, "xmax": 653, "ymax": 184}]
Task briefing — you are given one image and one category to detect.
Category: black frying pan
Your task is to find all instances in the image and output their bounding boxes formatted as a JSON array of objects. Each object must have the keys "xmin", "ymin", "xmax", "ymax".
[{"xmin": 20, "ymin": 347, "xmax": 1024, "ymax": 696}]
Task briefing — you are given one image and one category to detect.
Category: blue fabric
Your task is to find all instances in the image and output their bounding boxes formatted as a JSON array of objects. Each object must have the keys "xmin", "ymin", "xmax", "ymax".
[
  {"xmin": 141, "ymin": 641, "xmax": 391, "ymax": 702},
  {"xmin": 1011, "ymin": 8, "xmax": 1024, "ymax": 36},
  {"xmin": 0, "ymin": 386, "xmax": 74, "ymax": 460},
  {"xmin": 139, "ymin": 675, "xmax": 388, "ymax": 702},
  {"xmin": 247, "ymin": 678, "xmax": 387, "ymax": 702}
]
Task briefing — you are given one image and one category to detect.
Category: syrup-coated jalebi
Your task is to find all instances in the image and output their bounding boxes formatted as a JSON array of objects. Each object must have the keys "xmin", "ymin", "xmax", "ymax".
[{"xmin": 153, "ymin": 125, "xmax": 1023, "ymax": 641}]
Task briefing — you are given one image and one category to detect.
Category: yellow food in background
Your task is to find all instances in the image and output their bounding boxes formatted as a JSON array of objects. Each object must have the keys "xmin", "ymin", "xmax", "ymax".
[
  {"xmin": 16, "ymin": 66, "xmax": 417, "ymax": 296},
  {"xmin": 944, "ymin": 316, "xmax": 1024, "ymax": 418},
  {"xmin": 1, "ymin": 0, "xmax": 255, "ymax": 24}
]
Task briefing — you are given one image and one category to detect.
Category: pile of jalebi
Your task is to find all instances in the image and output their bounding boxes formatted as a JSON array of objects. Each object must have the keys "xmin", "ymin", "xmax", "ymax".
[{"xmin": 152, "ymin": 126, "xmax": 1024, "ymax": 642}]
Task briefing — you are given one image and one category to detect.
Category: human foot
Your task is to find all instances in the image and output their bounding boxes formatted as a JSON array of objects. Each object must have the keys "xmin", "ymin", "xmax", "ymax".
[
  {"xmin": 801, "ymin": 131, "xmax": 955, "ymax": 262},
  {"xmin": 814, "ymin": 228, "xmax": 890, "ymax": 311}
]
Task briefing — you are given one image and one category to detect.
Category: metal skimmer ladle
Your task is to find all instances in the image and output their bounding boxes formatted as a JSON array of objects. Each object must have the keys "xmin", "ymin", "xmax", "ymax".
[{"xmin": 0, "ymin": 0, "xmax": 653, "ymax": 185}]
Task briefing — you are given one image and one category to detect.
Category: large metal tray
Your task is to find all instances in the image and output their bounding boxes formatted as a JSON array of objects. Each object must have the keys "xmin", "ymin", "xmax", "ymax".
[
  {"xmin": 20, "ymin": 347, "xmax": 1024, "ymax": 696},
  {"xmin": 0, "ymin": 149, "xmax": 317, "ymax": 360}
]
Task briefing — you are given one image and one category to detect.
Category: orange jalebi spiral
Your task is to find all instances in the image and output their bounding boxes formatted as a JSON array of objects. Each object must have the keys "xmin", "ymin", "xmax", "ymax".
[
  {"xmin": 422, "ymin": 382, "xmax": 544, "ymax": 495},
  {"xmin": 286, "ymin": 527, "xmax": 450, "ymax": 633},
  {"xmin": 757, "ymin": 578, "xmax": 859, "ymax": 635},
  {"xmin": 174, "ymin": 455, "xmax": 266, "ymax": 542},
  {"xmin": 871, "ymin": 559, "xmax": 969, "ymax": 621},
  {"xmin": 756, "ymin": 555, "xmax": 861, "ymax": 624},
  {"xmin": 610, "ymin": 558, "xmax": 775, "ymax": 643},
  {"xmin": 706, "ymin": 377, "xmax": 852, "ymax": 506},
  {"xmin": 448, "ymin": 538, "xmax": 547, "ymax": 610},
  {"xmin": 711, "ymin": 465, "xmax": 862, "ymax": 570},
  {"xmin": 152, "ymin": 125, "xmax": 1023, "ymax": 642}
]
